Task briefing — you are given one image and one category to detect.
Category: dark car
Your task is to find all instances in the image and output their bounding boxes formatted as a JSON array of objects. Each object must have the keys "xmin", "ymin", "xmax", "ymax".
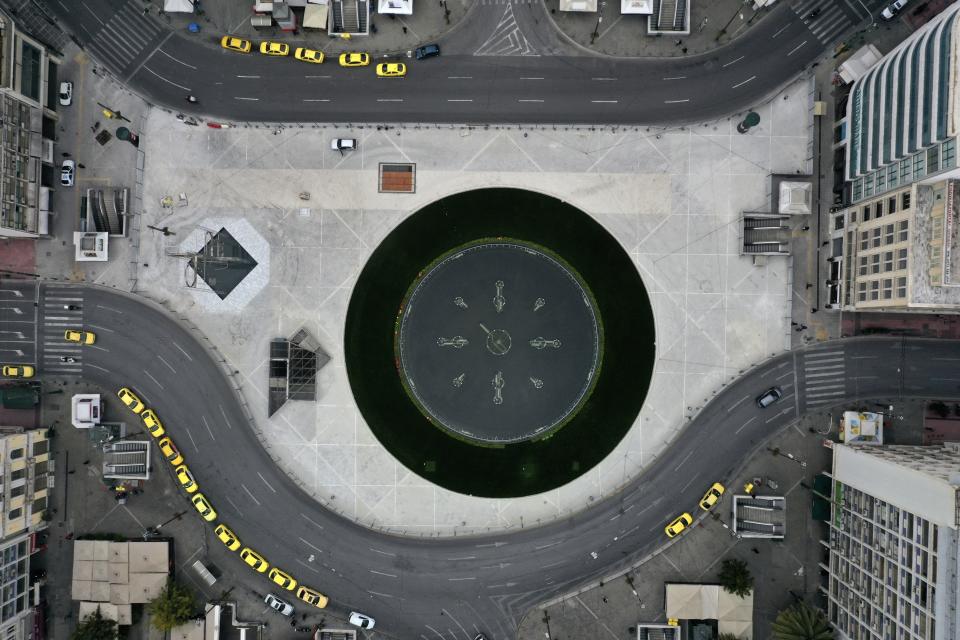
[
  {"xmin": 415, "ymin": 44, "xmax": 441, "ymax": 60},
  {"xmin": 756, "ymin": 386, "xmax": 783, "ymax": 408}
]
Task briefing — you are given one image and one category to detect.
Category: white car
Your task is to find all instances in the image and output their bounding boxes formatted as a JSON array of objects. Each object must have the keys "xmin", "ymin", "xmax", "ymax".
[
  {"xmin": 349, "ymin": 612, "xmax": 375, "ymax": 629},
  {"xmin": 331, "ymin": 138, "xmax": 357, "ymax": 154},
  {"xmin": 264, "ymin": 594, "xmax": 293, "ymax": 616},
  {"xmin": 60, "ymin": 160, "xmax": 75, "ymax": 187},
  {"xmin": 881, "ymin": 0, "xmax": 909, "ymax": 19},
  {"xmin": 58, "ymin": 81, "xmax": 73, "ymax": 106}
]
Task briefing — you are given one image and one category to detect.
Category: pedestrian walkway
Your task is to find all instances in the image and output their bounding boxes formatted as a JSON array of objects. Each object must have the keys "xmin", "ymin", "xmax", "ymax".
[
  {"xmin": 39, "ymin": 286, "xmax": 85, "ymax": 377},
  {"xmin": 791, "ymin": 0, "xmax": 859, "ymax": 46},
  {"xmin": 800, "ymin": 347, "xmax": 846, "ymax": 410},
  {"xmin": 85, "ymin": 3, "xmax": 167, "ymax": 77}
]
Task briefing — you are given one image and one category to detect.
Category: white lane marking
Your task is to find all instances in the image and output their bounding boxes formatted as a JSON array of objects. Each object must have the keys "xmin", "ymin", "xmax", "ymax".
[
  {"xmin": 731, "ymin": 75, "xmax": 756, "ymax": 89},
  {"xmin": 300, "ymin": 512, "xmax": 325, "ymax": 530},
  {"xmin": 448, "ymin": 99, "xmax": 473, "ymax": 102},
  {"xmin": 933, "ymin": 357, "xmax": 960, "ymax": 361},
  {"xmin": 218, "ymin": 405, "xmax": 233, "ymax": 430},
  {"xmin": 202, "ymin": 415, "xmax": 215, "ymax": 441},
  {"xmin": 184, "ymin": 428, "xmax": 199, "ymax": 452},
  {"xmin": 303, "ymin": 99, "xmax": 331, "ymax": 102},
  {"xmin": 157, "ymin": 48, "xmax": 197, "ymax": 69},
  {"xmin": 772, "ymin": 23, "xmax": 791, "ymax": 38},
  {"xmin": 377, "ymin": 98, "xmax": 403, "ymax": 102},
  {"xmin": 236, "ymin": 75, "xmax": 261, "ymax": 78},
  {"xmin": 674, "ymin": 450, "xmax": 694, "ymax": 471},
  {"xmin": 234, "ymin": 97, "xmax": 259, "ymax": 101},
  {"xmin": 520, "ymin": 77, "xmax": 544, "ymax": 80},
  {"xmin": 679, "ymin": 473, "xmax": 700, "ymax": 493},
  {"xmin": 370, "ymin": 569, "xmax": 398, "ymax": 578},
  {"xmin": 723, "ymin": 55, "xmax": 744, "ymax": 67},
  {"xmin": 157, "ymin": 354, "xmax": 176, "ymax": 374},
  {"xmin": 143, "ymin": 369, "xmax": 164, "ymax": 390},
  {"xmin": 226, "ymin": 496, "xmax": 244, "ymax": 516},
  {"xmin": 787, "ymin": 40, "xmax": 808, "ymax": 56},
  {"xmin": 446, "ymin": 555, "xmax": 476, "ymax": 561},
  {"xmin": 141, "ymin": 65, "xmax": 191, "ymax": 91},
  {"xmin": 663, "ymin": 76, "xmax": 686, "ymax": 80},
  {"xmin": 305, "ymin": 75, "xmax": 332, "ymax": 78},
  {"xmin": 367, "ymin": 590, "xmax": 396, "ymax": 598},
  {"xmin": 240, "ymin": 483, "xmax": 261, "ymax": 506},
  {"xmin": 172, "ymin": 342, "xmax": 193, "ymax": 361},
  {"xmin": 57, "ymin": 0, "xmax": 70, "ymax": 11},
  {"xmin": 518, "ymin": 99, "xmax": 544, "ymax": 103},
  {"xmin": 81, "ymin": 1, "xmax": 105, "ymax": 24},
  {"xmin": 370, "ymin": 547, "xmax": 396, "ymax": 556},
  {"xmin": 591, "ymin": 77, "xmax": 617, "ymax": 81},
  {"xmin": 664, "ymin": 99, "xmax": 690, "ymax": 104},
  {"xmin": 727, "ymin": 395, "xmax": 750, "ymax": 412},
  {"xmin": 765, "ymin": 408, "xmax": 791, "ymax": 423},
  {"xmin": 776, "ymin": 370, "xmax": 794, "ymax": 380},
  {"xmin": 541, "ymin": 559, "xmax": 566, "ymax": 569},
  {"xmin": 295, "ymin": 558, "xmax": 321, "ymax": 574},
  {"xmin": 89, "ymin": 345, "xmax": 109, "ymax": 353},
  {"xmin": 257, "ymin": 472, "xmax": 277, "ymax": 493},
  {"xmin": 447, "ymin": 76, "xmax": 473, "ymax": 79},
  {"xmin": 86, "ymin": 324, "xmax": 115, "ymax": 333},
  {"xmin": 591, "ymin": 100, "xmax": 618, "ymax": 103},
  {"xmin": 534, "ymin": 540, "xmax": 562, "ymax": 550},
  {"xmin": 87, "ymin": 363, "xmax": 110, "ymax": 373},
  {"xmin": 447, "ymin": 577, "xmax": 476, "ymax": 581},
  {"xmin": 299, "ymin": 537, "xmax": 324, "ymax": 554}
]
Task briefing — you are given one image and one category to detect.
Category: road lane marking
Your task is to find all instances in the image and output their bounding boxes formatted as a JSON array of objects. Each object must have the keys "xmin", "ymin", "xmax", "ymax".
[
  {"xmin": 157, "ymin": 354, "xmax": 176, "ymax": 374},
  {"xmin": 731, "ymin": 75, "xmax": 756, "ymax": 88},
  {"xmin": 295, "ymin": 559, "xmax": 321, "ymax": 574},
  {"xmin": 141, "ymin": 66, "xmax": 191, "ymax": 91},
  {"xmin": 727, "ymin": 395, "xmax": 750, "ymax": 412},
  {"xmin": 787, "ymin": 40, "xmax": 808, "ymax": 56},
  {"xmin": 300, "ymin": 513, "xmax": 325, "ymax": 530},
  {"xmin": 447, "ymin": 577, "xmax": 476, "ymax": 581},
  {"xmin": 592, "ymin": 77, "xmax": 617, "ymax": 81},
  {"xmin": 541, "ymin": 559, "xmax": 566, "ymax": 569},
  {"xmin": 723, "ymin": 56, "xmax": 744, "ymax": 67},
  {"xmin": 591, "ymin": 100, "xmax": 618, "ymax": 103},
  {"xmin": 172, "ymin": 342, "xmax": 193, "ymax": 361},
  {"xmin": 679, "ymin": 473, "xmax": 700, "ymax": 492},
  {"xmin": 534, "ymin": 540, "xmax": 561, "ymax": 550},
  {"xmin": 143, "ymin": 369, "xmax": 164, "ymax": 390},
  {"xmin": 234, "ymin": 97, "xmax": 259, "ymax": 101},
  {"xmin": 305, "ymin": 75, "xmax": 332, "ymax": 78},
  {"xmin": 776, "ymin": 370, "xmax": 794, "ymax": 380},
  {"xmin": 89, "ymin": 345, "xmax": 109, "ymax": 353},
  {"xmin": 447, "ymin": 99, "xmax": 473, "ymax": 102},
  {"xmin": 370, "ymin": 547, "xmax": 396, "ymax": 556},
  {"xmin": 257, "ymin": 472, "xmax": 277, "ymax": 493},
  {"xmin": 736, "ymin": 416, "xmax": 757, "ymax": 435},
  {"xmin": 663, "ymin": 76, "xmax": 686, "ymax": 80},
  {"xmin": 219, "ymin": 404, "xmax": 232, "ymax": 430},
  {"xmin": 202, "ymin": 415, "xmax": 215, "ymax": 441},
  {"xmin": 772, "ymin": 23, "xmax": 791, "ymax": 38},
  {"xmin": 87, "ymin": 324, "xmax": 115, "ymax": 333},
  {"xmin": 446, "ymin": 555, "xmax": 476, "ymax": 561},
  {"xmin": 303, "ymin": 99, "xmax": 331, "ymax": 102},
  {"xmin": 87, "ymin": 363, "xmax": 109, "ymax": 373},
  {"xmin": 368, "ymin": 590, "xmax": 396, "ymax": 598},
  {"xmin": 447, "ymin": 76, "xmax": 473, "ymax": 79},
  {"xmin": 240, "ymin": 483, "xmax": 261, "ymax": 506},
  {"xmin": 236, "ymin": 75, "xmax": 261, "ymax": 78},
  {"xmin": 664, "ymin": 99, "xmax": 690, "ymax": 103},
  {"xmin": 518, "ymin": 99, "xmax": 544, "ymax": 103},
  {"xmin": 520, "ymin": 77, "xmax": 544, "ymax": 80},
  {"xmin": 81, "ymin": 1, "xmax": 105, "ymax": 25},
  {"xmin": 370, "ymin": 569, "xmax": 398, "ymax": 578},
  {"xmin": 299, "ymin": 537, "xmax": 324, "ymax": 554},
  {"xmin": 765, "ymin": 408, "xmax": 791, "ymax": 423},
  {"xmin": 226, "ymin": 496, "xmax": 244, "ymax": 516},
  {"xmin": 185, "ymin": 428, "xmax": 199, "ymax": 452},
  {"xmin": 157, "ymin": 49, "xmax": 197, "ymax": 69},
  {"xmin": 674, "ymin": 450, "xmax": 694, "ymax": 471},
  {"xmin": 377, "ymin": 99, "xmax": 403, "ymax": 102}
]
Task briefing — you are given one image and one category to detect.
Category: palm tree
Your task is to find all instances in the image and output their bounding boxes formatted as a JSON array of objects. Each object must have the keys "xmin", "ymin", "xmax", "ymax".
[
  {"xmin": 771, "ymin": 602, "xmax": 834, "ymax": 640},
  {"xmin": 718, "ymin": 558, "xmax": 753, "ymax": 598}
]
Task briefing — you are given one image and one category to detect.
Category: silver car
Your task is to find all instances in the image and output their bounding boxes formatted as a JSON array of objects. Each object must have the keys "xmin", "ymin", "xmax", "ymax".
[
  {"xmin": 349, "ymin": 611, "xmax": 375, "ymax": 629},
  {"xmin": 60, "ymin": 160, "xmax": 75, "ymax": 187},
  {"xmin": 264, "ymin": 593, "xmax": 293, "ymax": 616}
]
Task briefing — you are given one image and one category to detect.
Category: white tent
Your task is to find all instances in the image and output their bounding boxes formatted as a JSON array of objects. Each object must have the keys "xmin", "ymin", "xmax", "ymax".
[{"xmin": 164, "ymin": 0, "xmax": 195, "ymax": 12}]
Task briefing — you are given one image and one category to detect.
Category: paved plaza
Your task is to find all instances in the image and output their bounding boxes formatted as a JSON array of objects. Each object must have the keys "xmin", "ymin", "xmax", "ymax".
[{"xmin": 124, "ymin": 76, "xmax": 811, "ymax": 535}]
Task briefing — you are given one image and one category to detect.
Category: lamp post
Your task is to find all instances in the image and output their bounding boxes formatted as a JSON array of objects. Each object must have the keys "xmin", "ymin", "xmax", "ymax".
[{"xmin": 591, "ymin": 1, "xmax": 606, "ymax": 44}]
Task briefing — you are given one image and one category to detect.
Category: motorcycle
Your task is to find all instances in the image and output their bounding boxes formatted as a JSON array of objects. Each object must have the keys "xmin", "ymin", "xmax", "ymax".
[
  {"xmin": 59, "ymin": 356, "xmax": 76, "ymax": 363},
  {"xmin": 63, "ymin": 304, "xmax": 80, "ymax": 310}
]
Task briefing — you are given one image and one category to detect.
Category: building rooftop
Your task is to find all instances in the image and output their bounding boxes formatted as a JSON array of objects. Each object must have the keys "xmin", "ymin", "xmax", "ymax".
[
  {"xmin": 840, "ymin": 411, "xmax": 883, "ymax": 444},
  {"xmin": 910, "ymin": 180, "xmax": 960, "ymax": 308}
]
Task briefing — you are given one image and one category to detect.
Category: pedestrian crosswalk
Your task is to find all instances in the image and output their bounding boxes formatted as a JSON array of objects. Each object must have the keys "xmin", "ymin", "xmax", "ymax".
[
  {"xmin": 474, "ymin": 3, "xmax": 539, "ymax": 56},
  {"xmin": 39, "ymin": 286, "xmax": 85, "ymax": 376},
  {"xmin": 801, "ymin": 348, "xmax": 846, "ymax": 410},
  {"xmin": 791, "ymin": 0, "xmax": 856, "ymax": 45},
  {"xmin": 85, "ymin": 2, "xmax": 166, "ymax": 76}
]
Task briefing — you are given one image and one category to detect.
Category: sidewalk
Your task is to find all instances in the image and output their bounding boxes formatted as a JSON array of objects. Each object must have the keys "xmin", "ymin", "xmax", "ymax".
[
  {"xmin": 145, "ymin": 0, "xmax": 473, "ymax": 57},
  {"xmin": 545, "ymin": 0, "xmax": 774, "ymax": 58}
]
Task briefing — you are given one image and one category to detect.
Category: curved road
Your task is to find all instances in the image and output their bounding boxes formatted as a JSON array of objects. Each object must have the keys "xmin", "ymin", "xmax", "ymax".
[
  {"xmin": 44, "ymin": 282, "xmax": 960, "ymax": 639},
  {"xmin": 42, "ymin": 0, "xmax": 885, "ymax": 124}
]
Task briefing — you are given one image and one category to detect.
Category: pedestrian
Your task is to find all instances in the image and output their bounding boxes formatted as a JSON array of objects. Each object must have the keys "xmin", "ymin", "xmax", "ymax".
[
  {"xmin": 68, "ymin": 470, "xmax": 75, "ymax": 475},
  {"xmin": 791, "ymin": 321, "xmax": 798, "ymax": 326},
  {"xmin": 801, "ymin": 225, "xmax": 810, "ymax": 231},
  {"xmin": 77, "ymin": 163, "xmax": 85, "ymax": 169},
  {"xmin": 805, "ymin": 283, "xmax": 813, "ymax": 289},
  {"xmin": 82, "ymin": 460, "xmax": 90, "ymax": 465},
  {"xmin": 751, "ymin": 547, "xmax": 759, "ymax": 554},
  {"xmin": 61, "ymin": 152, "xmax": 70, "ymax": 158},
  {"xmin": 811, "ymin": 308, "xmax": 818, "ymax": 314},
  {"xmin": 675, "ymin": 39, "xmax": 681, "ymax": 46},
  {"xmin": 681, "ymin": 47, "xmax": 687, "ymax": 54},
  {"xmin": 402, "ymin": 26, "xmax": 408, "ymax": 34},
  {"xmin": 601, "ymin": 596, "xmax": 608, "ymax": 603}
]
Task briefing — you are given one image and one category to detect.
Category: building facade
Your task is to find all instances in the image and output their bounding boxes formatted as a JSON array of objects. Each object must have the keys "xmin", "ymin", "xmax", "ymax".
[
  {"xmin": 0, "ymin": 532, "xmax": 40, "ymax": 640},
  {"xmin": 0, "ymin": 428, "xmax": 51, "ymax": 540},
  {"xmin": 822, "ymin": 443, "xmax": 960, "ymax": 639}
]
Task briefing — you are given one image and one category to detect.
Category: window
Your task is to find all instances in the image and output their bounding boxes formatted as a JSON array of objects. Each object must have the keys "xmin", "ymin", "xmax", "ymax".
[
  {"xmin": 9, "ymin": 469, "xmax": 24, "ymax": 482},
  {"xmin": 885, "ymin": 224, "xmax": 895, "ymax": 245},
  {"xmin": 9, "ymin": 486, "xmax": 23, "ymax": 498},
  {"xmin": 873, "ymin": 227, "xmax": 883, "ymax": 248},
  {"xmin": 898, "ymin": 220, "xmax": 909, "ymax": 241},
  {"xmin": 882, "ymin": 279, "xmax": 893, "ymax": 299},
  {"xmin": 865, "ymin": 173, "xmax": 875, "ymax": 197},
  {"xmin": 900, "ymin": 159, "xmax": 913, "ymax": 183},
  {"xmin": 859, "ymin": 256, "xmax": 868, "ymax": 276},
  {"xmin": 861, "ymin": 231, "xmax": 870, "ymax": 251},
  {"xmin": 928, "ymin": 146, "xmax": 940, "ymax": 174},
  {"xmin": 883, "ymin": 252, "xmax": 894, "ymax": 272},
  {"xmin": 875, "ymin": 201, "xmax": 884, "ymax": 218},
  {"xmin": 8, "ymin": 449, "xmax": 23, "ymax": 460},
  {"xmin": 850, "ymin": 208, "xmax": 858, "ymax": 223},
  {"xmin": 872, "ymin": 254, "xmax": 881, "ymax": 274},
  {"xmin": 897, "ymin": 277, "xmax": 907, "ymax": 298},
  {"xmin": 914, "ymin": 153, "xmax": 926, "ymax": 179},
  {"xmin": 853, "ymin": 179, "xmax": 864, "ymax": 202},
  {"xmin": 7, "ymin": 509, "xmax": 21, "ymax": 520},
  {"xmin": 888, "ymin": 197, "xmax": 897, "ymax": 214},
  {"xmin": 863, "ymin": 206, "xmax": 872, "ymax": 222},
  {"xmin": 858, "ymin": 281, "xmax": 868, "ymax": 302},
  {"xmin": 876, "ymin": 171, "xmax": 887, "ymax": 192},
  {"xmin": 902, "ymin": 192, "xmax": 911, "ymax": 210},
  {"xmin": 871, "ymin": 280, "xmax": 880, "ymax": 300},
  {"xmin": 888, "ymin": 164, "xmax": 899, "ymax": 188},
  {"xmin": 898, "ymin": 248, "xmax": 908, "ymax": 270},
  {"xmin": 31, "ymin": 440, "xmax": 47, "ymax": 456},
  {"xmin": 835, "ymin": 214, "xmax": 845, "ymax": 231},
  {"xmin": 942, "ymin": 138, "xmax": 956, "ymax": 168}
]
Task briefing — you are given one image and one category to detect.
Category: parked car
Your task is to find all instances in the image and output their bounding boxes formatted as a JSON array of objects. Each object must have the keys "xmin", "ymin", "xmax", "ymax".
[
  {"xmin": 2, "ymin": 365, "xmax": 34, "ymax": 378},
  {"xmin": 881, "ymin": 0, "xmax": 910, "ymax": 19},
  {"xmin": 294, "ymin": 47, "xmax": 324, "ymax": 64},
  {"xmin": 331, "ymin": 138, "xmax": 357, "ymax": 155},
  {"xmin": 214, "ymin": 524, "xmax": 241, "ymax": 551},
  {"xmin": 264, "ymin": 594, "xmax": 294, "ymax": 616},
  {"xmin": 58, "ymin": 81, "xmax": 73, "ymax": 106},
  {"xmin": 755, "ymin": 386, "xmax": 783, "ymax": 408},
  {"xmin": 220, "ymin": 36, "xmax": 252, "ymax": 53},
  {"xmin": 60, "ymin": 160, "xmax": 75, "ymax": 187},
  {"xmin": 349, "ymin": 612, "xmax": 375, "ymax": 629},
  {"xmin": 415, "ymin": 44, "xmax": 441, "ymax": 60},
  {"xmin": 664, "ymin": 512, "xmax": 692, "ymax": 538},
  {"xmin": 376, "ymin": 62, "xmax": 407, "ymax": 78},
  {"xmin": 699, "ymin": 482, "xmax": 725, "ymax": 511},
  {"xmin": 117, "ymin": 387, "xmax": 145, "ymax": 414},
  {"xmin": 338, "ymin": 52, "xmax": 370, "ymax": 67}
]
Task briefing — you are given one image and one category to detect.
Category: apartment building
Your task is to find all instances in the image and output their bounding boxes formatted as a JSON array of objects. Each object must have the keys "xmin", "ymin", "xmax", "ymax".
[
  {"xmin": 0, "ymin": 428, "xmax": 51, "ymax": 540},
  {"xmin": 821, "ymin": 443, "xmax": 960, "ymax": 639}
]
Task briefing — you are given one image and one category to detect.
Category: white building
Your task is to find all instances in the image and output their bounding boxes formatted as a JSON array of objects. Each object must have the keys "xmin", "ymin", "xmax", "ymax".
[{"xmin": 821, "ymin": 443, "xmax": 960, "ymax": 639}]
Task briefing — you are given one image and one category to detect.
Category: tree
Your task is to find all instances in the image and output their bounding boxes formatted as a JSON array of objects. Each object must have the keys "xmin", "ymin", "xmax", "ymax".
[
  {"xmin": 718, "ymin": 558, "xmax": 754, "ymax": 598},
  {"xmin": 148, "ymin": 580, "xmax": 196, "ymax": 631},
  {"xmin": 72, "ymin": 607, "xmax": 117, "ymax": 640},
  {"xmin": 771, "ymin": 602, "xmax": 834, "ymax": 640}
]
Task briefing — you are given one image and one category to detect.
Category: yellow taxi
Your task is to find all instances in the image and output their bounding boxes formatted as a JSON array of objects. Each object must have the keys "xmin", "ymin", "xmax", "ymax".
[
  {"xmin": 117, "ymin": 387, "xmax": 145, "ymax": 414},
  {"xmin": 191, "ymin": 493, "xmax": 217, "ymax": 521},
  {"xmin": 339, "ymin": 52, "xmax": 370, "ymax": 67},
  {"xmin": 296, "ymin": 586, "xmax": 329, "ymax": 609},
  {"xmin": 141, "ymin": 409, "xmax": 165, "ymax": 438},
  {"xmin": 259, "ymin": 41, "xmax": 290, "ymax": 56},
  {"xmin": 157, "ymin": 437, "xmax": 183, "ymax": 466},
  {"xmin": 665, "ymin": 512, "xmax": 693, "ymax": 538},
  {"xmin": 269, "ymin": 567, "xmax": 298, "ymax": 591},
  {"xmin": 240, "ymin": 547, "xmax": 269, "ymax": 573},
  {"xmin": 175, "ymin": 465, "xmax": 198, "ymax": 494},
  {"xmin": 376, "ymin": 62, "xmax": 406, "ymax": 78},
  {"xmin": 294, "ymin": 47, "xmax": 325, "ymax": 64},
  {"xmin": 220, "ymin": 36, "xmax": 252, "ymax": 53},
  {"xmin": 64, "ymin": 329, "xmax": 95, "ymax": 345},
  {"xmin": 2, "ymin": 365, "xmax": 34, "ymax": 378},
  {"xmin": 215, "ymin": 524, "xmax": 241, "ymax": 551},
  {"xmin": 699, "ymin": 482, "xmax": 725, "ymax": 511}
]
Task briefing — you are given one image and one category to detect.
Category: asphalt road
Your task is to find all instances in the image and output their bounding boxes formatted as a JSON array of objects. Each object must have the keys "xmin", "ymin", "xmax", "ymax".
[
  {"xmin": 38, "ymin": 0, "xmax": 889, "ymax": 124},
  {"xmin": 49, "ymin": 282, "xmax": 960, "ymax": 639}
]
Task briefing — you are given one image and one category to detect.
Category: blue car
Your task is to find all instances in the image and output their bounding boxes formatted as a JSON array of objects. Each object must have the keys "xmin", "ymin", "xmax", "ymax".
[{"xmin": 415, "ymin": 43, "xmax": 441, "ymax": 60}]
